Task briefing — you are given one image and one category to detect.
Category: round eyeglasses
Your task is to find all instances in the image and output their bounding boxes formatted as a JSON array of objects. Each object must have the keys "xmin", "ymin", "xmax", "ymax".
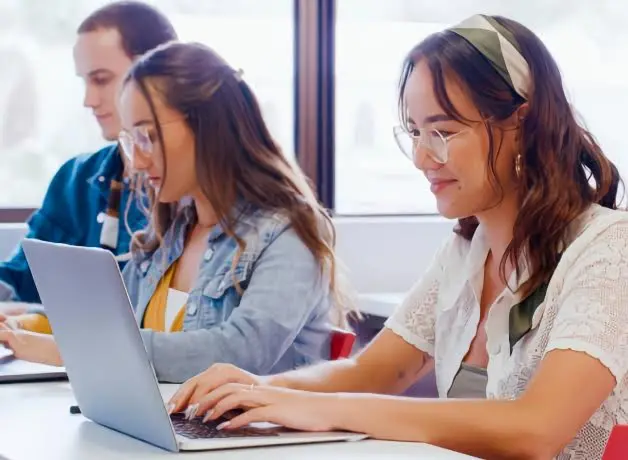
[
  {"xmin": 118, "ymin": 125, "xmax": 152, "ymax": 163},
  {"xmin": 393, "ymin": 125, "xmax": 467, "ymax": 165},
  {"xmin": 118, "ymin": 118, "xmax": 187, "ymax": 163}
]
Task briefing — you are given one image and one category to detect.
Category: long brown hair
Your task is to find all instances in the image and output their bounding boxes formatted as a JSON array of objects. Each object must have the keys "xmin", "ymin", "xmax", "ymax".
[
  {"xmin": 399, "ymin": 16, "xmax": 623, "ymax": 296},
  {"xmin": 124, "ymin": 41, "xmax": 353, "ymax": 322}
]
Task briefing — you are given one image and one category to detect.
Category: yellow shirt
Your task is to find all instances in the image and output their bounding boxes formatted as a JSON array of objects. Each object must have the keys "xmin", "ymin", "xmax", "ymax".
[
  {"xmin": 142, "ymin": 262, "xmax": 186, "ymax": 332},
  {"xmin": 20, "ymin": 262, "xmax": 186, "ymax": 334},
  {"xmin": 17, "ymin": 313, "xmax": 52, "ymax": 334}
]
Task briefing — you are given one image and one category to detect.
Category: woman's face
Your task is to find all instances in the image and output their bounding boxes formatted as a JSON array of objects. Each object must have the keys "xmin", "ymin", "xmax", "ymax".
[
  {"xmin": 118, "ymin": 80, "xmax": 198, "ymax": 203},
  {"xmin": 403, "ymin": 60, "xmax": 520, "ymax": 219}
]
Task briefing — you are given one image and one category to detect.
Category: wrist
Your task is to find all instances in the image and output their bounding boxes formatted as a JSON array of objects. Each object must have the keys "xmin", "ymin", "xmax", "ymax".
[
  {"xmin": 262, "ymin": 374, "xmax": 287, "ymax": 389},
  {"xmin": 329, "ymin": 393, "xmax": 366, "ymax": 432},
  {"xmin": 42, "ymin": 335, "xmax": 63, "ymax": 366}
]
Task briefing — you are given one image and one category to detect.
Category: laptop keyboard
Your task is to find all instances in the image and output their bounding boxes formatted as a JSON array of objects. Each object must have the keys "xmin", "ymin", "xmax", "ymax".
[{"xmin": 170, "ymin": 413, "xmax": 281, "ymax": 439}]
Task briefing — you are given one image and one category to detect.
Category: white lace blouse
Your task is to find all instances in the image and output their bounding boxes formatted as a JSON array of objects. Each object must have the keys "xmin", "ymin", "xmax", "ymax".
[{"xmin": 385, "ymin": 205, "xmax": 628, "ymax": 459}]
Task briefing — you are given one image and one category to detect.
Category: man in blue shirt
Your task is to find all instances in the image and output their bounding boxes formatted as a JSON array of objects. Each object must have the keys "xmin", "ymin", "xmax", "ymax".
[{"xmin": 0, "ymin": 2, "xmax": 178, "ymax": 315}]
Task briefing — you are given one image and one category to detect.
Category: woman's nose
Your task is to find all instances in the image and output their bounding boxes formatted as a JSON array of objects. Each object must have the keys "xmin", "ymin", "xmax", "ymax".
[
  {"xmin": 130, "ymin": 146, "xmax": 151, "ymax": 171},
  {"xmin": 413, "ymin": 144, "xmax": 441, "ymax": 171}
]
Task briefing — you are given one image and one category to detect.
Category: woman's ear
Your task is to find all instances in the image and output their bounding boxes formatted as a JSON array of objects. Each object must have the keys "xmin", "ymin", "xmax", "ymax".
[{"xmin": 516, "ymin": 102, "xmax": 530, "ymax": 124}]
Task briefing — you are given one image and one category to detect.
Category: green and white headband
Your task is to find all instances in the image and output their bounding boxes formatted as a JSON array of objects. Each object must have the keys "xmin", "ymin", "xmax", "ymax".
[{"xmin": 450, "ymin": 14, "xmax": 530, "ymax": 99}]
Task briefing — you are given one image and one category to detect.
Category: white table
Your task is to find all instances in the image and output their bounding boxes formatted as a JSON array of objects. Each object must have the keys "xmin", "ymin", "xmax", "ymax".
[
  {"xmin": 358, "ymin": 292, "xmax": 405, "ymax": 318},
  {"xmin": 0, "ymin": 381, "xmax": 476, "ymax": 460}
]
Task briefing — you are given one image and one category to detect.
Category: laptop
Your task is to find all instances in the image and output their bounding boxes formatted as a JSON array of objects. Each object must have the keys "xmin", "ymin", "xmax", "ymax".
[
  {"xmin": 0, "ymin": 335, "xmax": 66, "ymax": 383},
  {"xmin": 22, "ymin": 239, "xmax": 366, "ymax": 452}
]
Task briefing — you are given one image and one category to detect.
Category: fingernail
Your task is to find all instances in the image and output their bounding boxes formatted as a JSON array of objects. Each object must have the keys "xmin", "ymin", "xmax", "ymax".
[
  {"xmin": 166, "ymin": 403, "xmax": 175, "ymax": 415},
  {"xmin": 185, "ymin": 404, "xmax": 198, "ymax": 420},
  {"xmin": 202, "ymin": 410, "xmax": 214, "ymax": 423},
  {"xmin": 216, "ymin": 421, "xmax": 231, "ymax": 431}
]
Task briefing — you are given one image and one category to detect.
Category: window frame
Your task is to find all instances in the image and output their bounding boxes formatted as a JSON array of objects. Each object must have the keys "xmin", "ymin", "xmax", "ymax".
[
  {"xmin": 0, "ymin": 208, "xmax": 34, "ymax": 223},
  {"xmin": 0, "ymin": 0, "xmax": 427, "ymax": 222}
]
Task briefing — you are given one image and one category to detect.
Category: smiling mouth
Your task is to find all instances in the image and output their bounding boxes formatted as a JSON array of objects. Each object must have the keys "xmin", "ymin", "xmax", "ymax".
[{"xmin": 430, "ymin": 180, "xmax": 457, "ymax": 194}]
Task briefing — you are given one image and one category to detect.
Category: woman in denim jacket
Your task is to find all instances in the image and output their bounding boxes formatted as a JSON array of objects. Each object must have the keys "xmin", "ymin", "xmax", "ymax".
[{"xmin": 0, "ymin": 42, "xmax": 350, "ymax": 383}]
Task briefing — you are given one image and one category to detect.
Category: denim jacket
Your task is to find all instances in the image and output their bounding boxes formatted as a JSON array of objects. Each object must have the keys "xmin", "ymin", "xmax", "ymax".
[
  {"xmin": 123, "ymin": 202, "xmax": 333, "ymax": 383},
  {"xmin": 0, "ymin": 145, "xmax": 146, "ymax": 303}
]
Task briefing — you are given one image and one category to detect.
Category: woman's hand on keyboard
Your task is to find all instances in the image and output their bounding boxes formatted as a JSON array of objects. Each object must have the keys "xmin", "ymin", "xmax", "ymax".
[
  {"xmin": 168, "ymin": 363, "xmax": 267, "ymax": 416},
  {"xmin": 194, "ymin": 383, "xmax": 339, "ymax": 432}
]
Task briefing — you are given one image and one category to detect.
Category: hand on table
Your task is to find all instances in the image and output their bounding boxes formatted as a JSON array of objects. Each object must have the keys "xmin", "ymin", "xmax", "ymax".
[{"xmin": 0, "ymin": 324, "xmax": 62, "ymax": 366}]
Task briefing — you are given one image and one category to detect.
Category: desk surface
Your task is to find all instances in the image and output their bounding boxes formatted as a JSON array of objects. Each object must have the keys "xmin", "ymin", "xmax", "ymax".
[{"xmin": 1, "ymin": 381, "xmax": 476, "ymax": 460}]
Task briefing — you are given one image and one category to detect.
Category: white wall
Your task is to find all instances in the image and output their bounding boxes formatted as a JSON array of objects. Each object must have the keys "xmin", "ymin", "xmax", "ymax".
[
  {"xmin": 334, "ymin": 216, "xmax": 453, "ymax": 293},
  {"xmin": 0, "ymin": 217, "xmax": 454, "ymax": 295}
]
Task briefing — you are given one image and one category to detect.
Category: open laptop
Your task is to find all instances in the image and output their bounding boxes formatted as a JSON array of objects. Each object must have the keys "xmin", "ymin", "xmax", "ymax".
[
  {"xmin": 0, "ymin": 346, "xmax": 67, "ymax": 383},
  {"xmin": 22, "ymin": 239, "xmax": 366, "ymax": 452}
]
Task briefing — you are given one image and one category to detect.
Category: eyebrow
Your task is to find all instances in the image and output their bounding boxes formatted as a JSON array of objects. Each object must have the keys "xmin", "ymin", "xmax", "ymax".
[
  {"xmin": 87, "ymin": 69, "xmax": 114, "ymax": 78},
  {"xmin": 408, "ymin": 114, "xmax": 454, "ymax": 125}
]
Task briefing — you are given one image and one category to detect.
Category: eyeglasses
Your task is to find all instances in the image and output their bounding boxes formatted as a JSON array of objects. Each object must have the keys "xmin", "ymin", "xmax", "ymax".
[
  {"xmin": 119, "ymin": 126, "xmax": 151, "ymax": 162},
  {"xmin": 118, "ymin": 118, "xmax": 186, "ymax": 163},
  {"xmin": 393, "ymin": 124, "xmax": 468, "ymax": 164}
]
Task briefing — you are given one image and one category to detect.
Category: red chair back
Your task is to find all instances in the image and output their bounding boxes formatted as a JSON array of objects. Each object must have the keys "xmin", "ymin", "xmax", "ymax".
[
  {"xmin": 329, "ymin": 327, "xmax": 356, "ymax": 360},
  {"xmin": 603, "ymin": 425, "xmax": 628, "ymax": 459}
]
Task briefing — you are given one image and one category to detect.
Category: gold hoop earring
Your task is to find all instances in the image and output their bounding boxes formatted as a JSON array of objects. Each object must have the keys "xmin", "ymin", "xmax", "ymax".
[{"xmin": 515, "ymin": 154, "xmax": 522, "ymax": 179}]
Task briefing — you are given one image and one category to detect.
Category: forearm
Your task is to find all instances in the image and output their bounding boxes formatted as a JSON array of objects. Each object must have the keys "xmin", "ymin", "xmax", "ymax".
[
  {"xmin": 269, "ymin": 331, "xmax": 431, "ymax": 395},
  {"xmin": 269, "ymin": 356, "xmax": 426, "ymax": 395},
  {"xmin": 335, "ymin": 395, "xmax": 552, "ymax": 460},
  {"xmin": 269, "ymin": 359, "xmax": 369, "ymax": 393}
]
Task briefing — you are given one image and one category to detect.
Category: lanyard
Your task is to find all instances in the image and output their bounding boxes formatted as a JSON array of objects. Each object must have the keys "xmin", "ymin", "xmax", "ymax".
[
  {"xmin": 99, "ymin": 178, "xmax": 123, "ymax": 251},
  {"xmin": 99, "ymin": 151, "xmax": 124, "ymax": 251}
]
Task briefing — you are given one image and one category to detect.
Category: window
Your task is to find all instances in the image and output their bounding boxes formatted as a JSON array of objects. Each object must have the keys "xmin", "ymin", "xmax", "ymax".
[
  {"xmin": 334, "ymin": 0, "xmax": 628, "ymax": 214},
  {"xmin": 0, "ymin": 0, "xmax": 293, "ymax": 208}
]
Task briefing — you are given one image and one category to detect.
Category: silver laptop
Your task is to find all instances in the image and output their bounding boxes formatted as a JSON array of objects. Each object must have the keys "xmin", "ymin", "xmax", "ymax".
[
  {"xmin": 0, "ymin": 346, "xmax": 66, "ymax": 383},
  {"xmin": 22, "ymin": 239, "xmax": 366, "ymax": 452}
]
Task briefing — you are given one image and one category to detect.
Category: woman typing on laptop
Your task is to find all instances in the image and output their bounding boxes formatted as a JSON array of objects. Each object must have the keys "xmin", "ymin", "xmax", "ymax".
[
  {"xmin": 0, "ymin": 42, "xmax": 352, "ymax": 383},
  {"xmin": 169, "ymin": 15, "xmax": 628, "ymax": 460}
]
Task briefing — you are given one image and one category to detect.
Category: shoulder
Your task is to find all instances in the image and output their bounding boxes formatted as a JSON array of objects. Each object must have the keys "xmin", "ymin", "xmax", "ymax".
[
  {"xmin": 568, "ymin": 204, "xmax": 628, "ymax": 239},
  {"xmin": 562, "ymin": 205, "xmax": 628, "ymax": 260},
  {"xmin": 37, "ymin": 145, "xmax": 119, "ymax": 221},
  {"xmin": 237, "ymin": 207, "xmax": 293, "ymax": 250},
  {"xmin": 236, "ymin": 207, "xmax": 323, "ymax": 268},
  {"xmin": 552, "ymin": 205, "xmax": 628, "ymax": 284},
  {"xmin": 48, "ymin": 144, "xmax": 119, "ymax": 190},
  {"xmin": 241, "ymin": 206, "xmax": 291, "ymax": 233}
]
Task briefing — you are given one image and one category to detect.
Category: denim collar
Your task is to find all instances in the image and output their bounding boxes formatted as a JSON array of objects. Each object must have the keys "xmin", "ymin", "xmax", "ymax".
[
  {"xmin": 86, "ymin": 144, "xmax": 125, "ymax": 199},
  {"xmin": 176, "ymin": 198, "xmax": 261, "ymax": 243},
  {"xmin": 133, "ymin": 198, "xmax": 263, "ymax": 266}
]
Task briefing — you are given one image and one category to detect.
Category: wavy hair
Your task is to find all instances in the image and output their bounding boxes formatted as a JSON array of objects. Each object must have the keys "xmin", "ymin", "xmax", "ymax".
[
  {"xmin": 124, "ymin": 42, "xmax": 354, "ymax": 324},
  {"xmin": 398, "ymin": 16, "xmax": 623, "ymax": 296}
]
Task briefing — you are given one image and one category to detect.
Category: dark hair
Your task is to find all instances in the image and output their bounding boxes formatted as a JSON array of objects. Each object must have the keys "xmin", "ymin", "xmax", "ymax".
[
  {"xmin": 123, "ymin": 41, "xmax": 352, "ymax": 320},
  {"xmin": 398, "ymin": 16, "xmax": 623, "ymax": 296},
  {"xmin": 77, "ymin": 1, "xmax": 178, "ymax": 58}
]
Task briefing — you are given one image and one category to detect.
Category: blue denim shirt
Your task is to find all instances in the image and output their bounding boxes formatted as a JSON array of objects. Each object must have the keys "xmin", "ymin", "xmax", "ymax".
[
  {"xmin": 123, "ymin": 202, "xmax": 332, "ymax": 383},
  {"xmin": 0, "ymin": 145, "xmax": 146, "ymax": 303}
]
